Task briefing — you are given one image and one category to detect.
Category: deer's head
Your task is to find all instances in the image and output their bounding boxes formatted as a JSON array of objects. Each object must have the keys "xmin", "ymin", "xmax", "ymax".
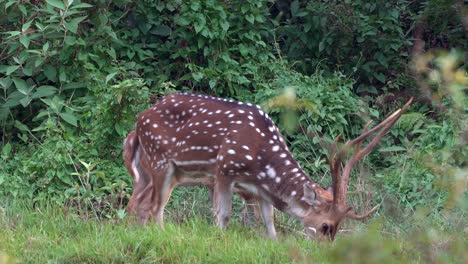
[{"xmin": 298, "ymin": 98, "xmax": 413, "ymax": 240}]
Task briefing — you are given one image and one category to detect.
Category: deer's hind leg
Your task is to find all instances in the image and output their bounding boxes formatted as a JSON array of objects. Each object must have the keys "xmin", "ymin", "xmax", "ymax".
[
  {"xmin": 151, "ymin": 162, "xmax": 176, "ymax": 227},
  {"xmin": 123, "ymin": 132, "xmax": 155, "ymax": 224}
]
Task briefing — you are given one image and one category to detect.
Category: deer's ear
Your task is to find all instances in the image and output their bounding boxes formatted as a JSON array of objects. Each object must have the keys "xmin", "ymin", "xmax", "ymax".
[{"xmin": 302, "ymin": 183, "xmax": 320, "ymax": 206}]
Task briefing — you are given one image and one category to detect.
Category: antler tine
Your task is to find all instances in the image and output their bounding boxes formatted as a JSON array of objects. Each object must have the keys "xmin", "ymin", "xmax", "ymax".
[
  {"xmin": 350, "ymin": 97, "xmax": 413, "ymax": 163},
  {"xmin": 346, "ymin": 204, "xmax": 380, "ymax": 220},
  {"xmin": 335, "ymin": 98, "xmax": 413, "ymax": 205},
  {"xmin": 330, "ymin": 135, "xmax": 352, "ymax": 200},
  {"xmin": 329, "ymin": 135, "xmax": 341, "ymax": 181}
]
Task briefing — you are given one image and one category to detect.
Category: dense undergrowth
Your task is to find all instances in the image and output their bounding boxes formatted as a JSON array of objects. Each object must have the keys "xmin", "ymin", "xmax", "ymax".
[{"xmin": 0, "ymin": 0, "xmax": 466, "ymax": 262}]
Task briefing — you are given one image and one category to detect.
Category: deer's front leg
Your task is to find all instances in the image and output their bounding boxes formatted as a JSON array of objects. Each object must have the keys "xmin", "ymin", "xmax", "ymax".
[
  {"xmin": 213, "ymin": 177, "xmax": 234, "ymax": 229},
  {"xmin": 259, "ymin": 200, "xmax": 277, "ymax": 239}
]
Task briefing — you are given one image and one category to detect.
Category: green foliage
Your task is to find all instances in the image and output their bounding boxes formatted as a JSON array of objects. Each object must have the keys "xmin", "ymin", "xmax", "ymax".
[
  {"xmin": 273, "ymin": 0, "xmax": 412, "ymax": 93},
  {"xmin": 0, "ymin": 0, "xmax": 93, "ymax": 135},
  {"xmin": 255, "ymin": 66, "xmax": 367, "ymax": 178},
  {"xmin": 272, "ymin": 0, "xmax": 466, "ymax": 95},
  {"xmin": 0, "ymin": 1, "xmax": 466, "ymax": 258}
]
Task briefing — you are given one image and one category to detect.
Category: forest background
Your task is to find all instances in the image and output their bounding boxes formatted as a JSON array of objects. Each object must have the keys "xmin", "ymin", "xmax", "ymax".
[{"xmin": 0, "ymin": 0, "xmax": 466, "ymax": 263}]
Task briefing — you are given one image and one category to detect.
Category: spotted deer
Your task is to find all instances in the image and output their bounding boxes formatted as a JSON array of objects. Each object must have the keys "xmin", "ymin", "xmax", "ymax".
[
  {"xmin": 124, "ymin": 130, "xmax": 261, "ymax": 225},
  {"xmin": 124, "ymin": 92, "xmax": 412, "ymax": 240}
]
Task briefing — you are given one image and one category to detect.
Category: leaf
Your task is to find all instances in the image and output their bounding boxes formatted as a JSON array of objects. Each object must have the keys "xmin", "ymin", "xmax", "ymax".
[
  {"xmin": 5, "ymin": 1, "xmax": 16, "ymax": 10},
  {"xmin": 43, "ymin": 65, "xmax": 57, "ymax": 82},
  {"xmin": 209, "ymin": 79, "xmax": 216, "ymax": 89},
  {"xmin": 319, "ymin": 41, "xmax": 325, "ymax": 52},
  {"xmin": 63, "ymin": 82, "xmax": 86, "ymax": 90},
  {"xmin": 46, "ymin": 0, "xmax": 65, "ymax": 10},
  {"xmin": 14, "ymin": 120, "xmax": 30, "ymax": 132},
  {"xmin": 65, "ymin": 16, "xmax": 87, "ymax": 34},
  {"xmin": 105, "ymin": 72, "xmax": 118, "ymax": 83},
  {"xmin": 5, "ymin": 65, "xmax": 19, "ymax": 75},
  {"xmin": 32, "ymin": 86, "xmax": 57, "ymax": 98},
  {"xmin": 107, "ymin": 47, "xmax": 116, "ymax": 60},
  {"xmin": 5, "ymin": 31, "xmax": 21, "ymax": 37},
  {"xmin": 220, "ymin": 21, "xmax": 229, "ymax": 32},
  {"xmin": 238, "ymin": 44, "xmax": 249, "ymax": 57},
  {"xmin": 18, "ymin": 4, "xmax": 26, "ymax": 15},
  {"xmin": 12, "ymin": 78, "xmax": 30, "ymax": 95},
  {"xmin": 19, "ymin": 35, "xmax": 30, "ymax": 48},
  {"xmin": 378, "ymin": 146, "xmax": 407, "ymax": 152},
  {"xmin": 245, "ymin": 14, "xmax": 255, "ymax": 24},
  {"xmin": 291, "ymin": 0, "xmax": 299, "ymax": 17},
  {"xmin": 3, "ymin": 91, "xmax": 23, "ymax": 107},
  {"xmin": 192, "ymin": 72, "xmax": 204, "ymax": 82},
  {"xmin": 117, "ymin": 209, "xmax": 126, "ymax": 220},
  {"xmin": 70, "ymin": 3, "xmax": 93, "ymax": 9},
  {"xmin": 20, "ymin": 96, "xmax": 32, "ymax": 107},
  {"xmin": 151, "ymin": 25, "xmax": 171, "ymax": 36},
  {"xmin": 374, "ymin": 72, "xmax": 386, "ymax": 83},
  {"xmin": 22, "ymin": 20, "xmax": 33, "ymax": 32},
  {"xmin": 0, "ymin": 106, "xmax": 9, "ymax": 121},
  {"xmin": 1, "ymin": 143, "xmax": 11, "ymax": 158},
  {"xmin": 43, "ymin": 42, "xmax": 50, "ymax": 52},
  {"xmin": 175, "ymin": 16, "xmax": 190, "ymax": 26},
  {"xmin": 194, "ymin": 22, "xmax": 204, "ymax": 34},
  {"xmin": 23, "ymin": 62, "xmax": 34, "ymax": 76},
  {"xmin": 190, "ymin": 1, "xmax": 201, "ymax": 11},
  {"xmin": 59, "ymin": 112, "xmax": 78, "ymax": 126}
]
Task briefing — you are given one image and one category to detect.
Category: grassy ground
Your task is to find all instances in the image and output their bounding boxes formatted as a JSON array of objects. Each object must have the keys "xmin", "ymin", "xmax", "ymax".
[{"xmin": 1, "ymin": 201, "xmax": 466, "ymax": 264}]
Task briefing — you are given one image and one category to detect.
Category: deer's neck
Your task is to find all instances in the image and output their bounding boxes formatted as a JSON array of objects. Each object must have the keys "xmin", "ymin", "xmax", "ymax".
[{"xmin": 252, "ymin": 160, "xmax": 317, "ymax": 218}]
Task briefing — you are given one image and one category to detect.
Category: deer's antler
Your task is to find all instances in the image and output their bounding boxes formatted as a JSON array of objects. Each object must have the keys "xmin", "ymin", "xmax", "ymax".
[{"xmin": 331, "ymin": 98, "xmax": 413, "ymax": 216}]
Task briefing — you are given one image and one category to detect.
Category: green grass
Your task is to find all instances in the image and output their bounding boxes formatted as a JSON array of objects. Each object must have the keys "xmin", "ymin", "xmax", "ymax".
[{"xmin": 0, "ymin": 202, "xmax": 465, "ymax": 263}]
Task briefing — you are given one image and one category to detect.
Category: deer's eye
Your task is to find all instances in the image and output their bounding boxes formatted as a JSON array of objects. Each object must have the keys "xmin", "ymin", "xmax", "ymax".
[{"xmin": 321, "ymin": 223, "xmax": 329, "ymax": 234}]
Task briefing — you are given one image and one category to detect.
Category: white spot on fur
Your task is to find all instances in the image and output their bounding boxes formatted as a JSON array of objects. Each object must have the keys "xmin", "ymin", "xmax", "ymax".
[{"xmin": 266, "ymin": 167, "xmax": 276, "ymax": 178}]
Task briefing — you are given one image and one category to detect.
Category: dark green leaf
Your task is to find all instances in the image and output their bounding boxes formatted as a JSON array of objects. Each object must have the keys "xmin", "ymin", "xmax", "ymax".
[
  {"xmin": 0, "ymin": 106, "xmax": 9, "ymax": 121},
  {"xmin": 12, "ymin": 78, "xmax": 30, "ymax": 95},
  {"xmin": 194, "ymin": 23, "xmax": 204, "ymax": 34},
  {"xmin": 46, "ymin": 0, "xmax": 65, "ymax": 10},
  {"xmin": 65, "ymin": 16, "xmax": 87, "ymax": 34},
  {"xmin": 14, "ymin": 120, "xmax": 30, "ymax": 132},
  {"xmin": 20, "ymin": 96, "xmax": 32, "ymax": 107},
  {"xmin": 5, "ymin": 66, "xmax": 20, "ymax": 75},
  {"xmin": 63, "ymin": 82, "xmax": 86, "ymax": 90},
  {"xmin": 209, "ymin": 79, "xmax": 216, "ymax": 89},
  {"xmin": 43, "ymin": 65, "xmax": 57, "ymax": 82},
  {"xmin": 23, "ymin": 62, "xmax": 34, "ymax": 76},
  {"xmin": 221, "ymin": 21, "xmax": 229, "ymax": 32},
  {"xmin": 105, "ymin": 72, "xmax": 118, "ymax": 84},
  {"xmin": 150, "ymin": 25, "xmax": 171, "ymax": 36},
  {"xmin": 245, "ymin": 14, "xmax": 254, "ymax": 24},
  {"xmin": 19, "ymin": 35, "xmax": 30, "ymax": 48},
  {"xmin": 1, "ymin": 143, "xmax": 11, "ymax": 158},
  {"xmin": 70, "ymin": 3, "xmax": 93, "ymax": 9},
  {"xmin": 375, "ymin": 73, "xmax": 386, "ymax": 83},
  {"xmin": 22, "ymin": 20, "xmax": 33, "ymax": 32},
  {"xmin": 291, "ymin": 0, "xmax": 299, "ymax": 17},
  {"xmin": 319, "ymin": 41, "xmax": 325, "ymax": 52},
  {"xmin": 32, "ymin": 86, "xmax": 57, "ymax": 98},
  {"xmin": 59, "ymin": 112, "xmax": 78, "ymax": 127}
]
